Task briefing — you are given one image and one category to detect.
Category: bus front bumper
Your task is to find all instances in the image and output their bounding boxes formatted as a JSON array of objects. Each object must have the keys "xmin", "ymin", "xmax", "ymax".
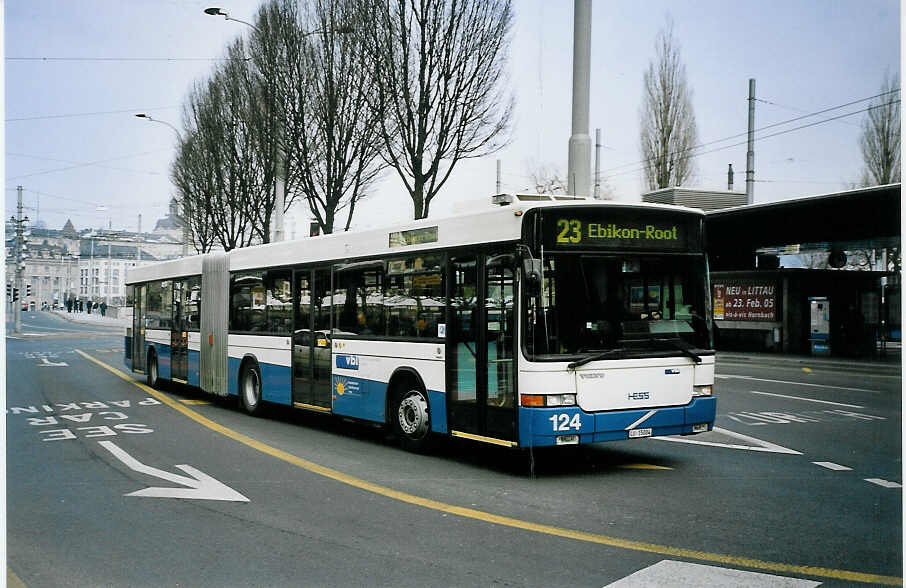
[{"xmin": 518, "ymin": 396, "xmax": 716, "ymax": 447}]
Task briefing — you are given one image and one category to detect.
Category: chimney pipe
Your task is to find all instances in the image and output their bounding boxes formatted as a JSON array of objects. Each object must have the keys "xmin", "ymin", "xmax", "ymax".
[{"xmin": 728, "ymin": 163, "xmax": 734, "ymax": 191}]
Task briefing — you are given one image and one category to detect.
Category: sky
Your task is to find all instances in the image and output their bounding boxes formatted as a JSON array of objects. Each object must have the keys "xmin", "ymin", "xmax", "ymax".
[{"xmin": 4, "ymin": 0, "xmax": 901, "ymax": 238}]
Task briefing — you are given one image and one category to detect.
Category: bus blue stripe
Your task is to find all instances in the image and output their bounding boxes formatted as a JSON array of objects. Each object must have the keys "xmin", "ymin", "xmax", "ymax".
[{"xmin": 519, "ymin": 397, "xmax": 716, "ymax": 447}]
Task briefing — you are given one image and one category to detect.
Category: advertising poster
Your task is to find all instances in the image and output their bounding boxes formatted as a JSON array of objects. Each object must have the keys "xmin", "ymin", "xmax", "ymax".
[{"xmin": 712, "ymin": 282, "xmax": 778, "ymax": 321}]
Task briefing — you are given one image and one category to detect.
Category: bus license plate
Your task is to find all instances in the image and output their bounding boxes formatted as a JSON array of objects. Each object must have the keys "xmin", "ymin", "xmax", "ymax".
[{"xmin": 628, "ymin": 428, "xmax": 652, "ymax": 439}]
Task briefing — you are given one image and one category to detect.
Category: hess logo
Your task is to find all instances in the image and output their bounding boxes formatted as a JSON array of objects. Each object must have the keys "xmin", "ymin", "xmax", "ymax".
[{"xmin": 628, "ymin": 392, "xmax": 650, "ymax": 401}]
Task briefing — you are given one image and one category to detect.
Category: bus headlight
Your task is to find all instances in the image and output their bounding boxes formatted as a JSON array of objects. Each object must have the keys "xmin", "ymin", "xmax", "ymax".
[
  {"xmin": 692, "ymin": 385, "xmax": 713, "ymax": 397},
  {"xmin": 547, "ymin": 394, "xmax": 577, "ymax": 407},
  {"xmin": 520, "ymin": 394, "xmax": 577, "ymax": 407}
]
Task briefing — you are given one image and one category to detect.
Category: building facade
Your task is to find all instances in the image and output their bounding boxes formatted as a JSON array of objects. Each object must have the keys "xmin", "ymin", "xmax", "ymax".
[{"xmin": 5, "ymin": 215, "xmax": 183, "ymax": 311}]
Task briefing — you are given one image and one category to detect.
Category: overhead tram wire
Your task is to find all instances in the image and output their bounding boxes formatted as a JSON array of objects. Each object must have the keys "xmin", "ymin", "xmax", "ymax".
[
  {"xmin": 6, "ymin": 106, "xmax": 179, "ymax": 122},
  {"xmin": 6, "ymin": 56, "xmax": 234, "ymax": 62},
  {"xmin": 598, "ymin": 89, "xmax": 900, "ymax": 179},
  {"xmin": 599, "ymin": 95, "xmax": 900, "ymax": 182},
  {"xmin": 5, "ymin": 147, "xmax": 174, "ymax": 182}
]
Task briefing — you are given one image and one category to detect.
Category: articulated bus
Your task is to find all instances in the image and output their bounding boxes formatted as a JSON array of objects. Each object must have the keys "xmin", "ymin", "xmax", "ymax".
[{"xmin": 124, "ymin": 194, "xmax": 716, "ymax": 450}]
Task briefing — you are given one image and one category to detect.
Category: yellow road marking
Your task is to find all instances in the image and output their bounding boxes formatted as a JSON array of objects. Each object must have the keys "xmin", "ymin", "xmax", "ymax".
[
  {"xmin": 7, "ymin": 567, "xmax": 27, "ymax": 588},
  {"xmin": 619, "ymin": 463, "xmax": 672, "ymax": 470},
  {"xmin": 75, "ymin": 349, "xmax": 902, "ymax": 586},
  {"xmin": 179, "ymin": 399, "xmax": 210, "ymax": 405}
]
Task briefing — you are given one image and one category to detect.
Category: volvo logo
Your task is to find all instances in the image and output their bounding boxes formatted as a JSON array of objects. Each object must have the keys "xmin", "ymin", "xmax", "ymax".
[{"xmin": 578, "ymin": 373, "xmax": 606, "ymax": 379}]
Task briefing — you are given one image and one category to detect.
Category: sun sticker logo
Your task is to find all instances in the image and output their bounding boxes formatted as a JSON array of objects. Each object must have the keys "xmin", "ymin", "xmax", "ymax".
[{"xmin": 334, "ymin": 376, "xmax": 347, "ymax": 396}]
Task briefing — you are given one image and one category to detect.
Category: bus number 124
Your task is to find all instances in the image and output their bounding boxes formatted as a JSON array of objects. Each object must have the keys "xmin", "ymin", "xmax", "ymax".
[{"xmin": 550, "ymin": 413, "xmax": 582, "ymax": 432}]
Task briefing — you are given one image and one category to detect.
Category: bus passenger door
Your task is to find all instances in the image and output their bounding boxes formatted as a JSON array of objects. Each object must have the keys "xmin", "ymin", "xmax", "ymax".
[
  {"xmin": 292, "ymin": 268, "xmax": 332, "ymax": 411},
  {"xmin": 484, "ymin": 260, "xmax": 516, "ymax": 442},
  {"xmin": 133, "ymin": 285, "xmax": 146, "ymax": 373},
  {"xmin": 171, "ymin": 279, "xmax": 188, "ymax": 383},
  {"xmin": 446, "ymin": 256, "xmax": 517, "ymax": 445}
]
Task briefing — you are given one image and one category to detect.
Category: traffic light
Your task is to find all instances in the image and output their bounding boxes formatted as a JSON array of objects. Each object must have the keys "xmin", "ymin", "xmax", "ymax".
[
  {"xmin": 6, "ymin": 284, "xmax": 10, "ymax": 299},
  {"xmin": 12, "ymin": 288, "xmax": 19, "ymax": 302},
  {"xmin": 26, "ymin": 284, "xmax": 32, "ymax": 297}
]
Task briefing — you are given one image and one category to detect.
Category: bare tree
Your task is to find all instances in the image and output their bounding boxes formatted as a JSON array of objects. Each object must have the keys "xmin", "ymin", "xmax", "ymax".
[
  {"xmin": 367, "ymin": 0, "xmax": 514, "ymax": 219},
  {"xmin": 175, "ymin": 39, "xmax": 267, "ymax": 252},
  {"xmin": 171, "ymin": 130, "xmax": 217, "ymax": 253},
  {"xmin": 256, "ymin": 0, "xmax": 386, "ymax": 235},
  {"xmin": 859, "ymin": 72, "xmax": 900, "ymax": 186},
  {"xmin": 528, "ymin": 163, "xmax": 568, "ymax": 196},
  {"xmin": 639, "ymin": 18, "xmax": 697, "ymax": 190}
]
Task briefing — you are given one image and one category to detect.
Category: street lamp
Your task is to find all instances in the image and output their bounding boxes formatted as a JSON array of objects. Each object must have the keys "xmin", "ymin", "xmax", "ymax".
[
  {"xmin": 204, "ymin": 7, "xmax": 260, "ymax": 31},
  {"xmin": 134, "ymin": 113, "xmax": 188, "ymax": 256},
  {"xmin": 135, "ymin": 113, "xmax": 182, "ymax": 140}
]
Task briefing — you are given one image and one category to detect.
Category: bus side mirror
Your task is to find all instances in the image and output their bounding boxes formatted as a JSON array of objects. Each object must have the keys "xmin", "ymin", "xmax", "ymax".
[{"xmin": 523, "ymin": 259, "xmax": 542, "ymax": 296}]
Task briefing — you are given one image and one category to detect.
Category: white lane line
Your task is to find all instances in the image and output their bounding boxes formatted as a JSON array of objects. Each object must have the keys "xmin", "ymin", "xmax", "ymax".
[
  {"xmin": 865, "ymin": 478, "xmax": 902, "ymax": 489},
  {"xmin": 813, "ymin": 461, "xmax": 852, "ymax": 471},
  {"xmin": 716, "ymin": 374, "xmax": 878, "ymax": 393},
  {"xmin": 603, "ymin": 560, "xmax": 821, "ymax": 587},
  {"xmin": 749, "ymin": 390, "xmax": 864, "ymax": 409},
  {"xmin": 654, "ymin": 427, "xmax": 801, "ymax": 455}
]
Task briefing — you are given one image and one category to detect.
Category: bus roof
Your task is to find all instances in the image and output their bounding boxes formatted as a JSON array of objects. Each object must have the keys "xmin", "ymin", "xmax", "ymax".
[{"xmin": 126, "ymin": 196, "xmax": 703, "ymax": 285}]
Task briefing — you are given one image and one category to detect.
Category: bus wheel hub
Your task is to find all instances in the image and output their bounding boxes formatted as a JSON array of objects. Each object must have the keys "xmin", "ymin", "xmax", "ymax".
[{"xmin": 398, "ymin": 393, "xmax": 428, "ymax": 437}]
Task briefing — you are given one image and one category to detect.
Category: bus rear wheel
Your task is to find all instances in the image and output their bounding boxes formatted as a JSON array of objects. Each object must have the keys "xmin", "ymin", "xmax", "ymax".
[
  {"xmin": 147, "ymin": 351, "xmax": 160, "ymax": 389},
  {"xmin": 240, "ymin": 362, "xmax": 263, "ymax": 416},
  {"xmin": 393, "ymin": 388, "xmax": 431, "ymax": 452}
]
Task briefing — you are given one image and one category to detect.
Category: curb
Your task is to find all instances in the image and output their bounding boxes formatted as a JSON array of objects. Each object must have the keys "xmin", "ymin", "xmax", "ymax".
[
  {"xmin": 49, "ymin": 311, "xmax": 129, "ymax": 330},
  {"xmin": 717, "ymin": 352, "xmax": 901, "ymax": 376}
]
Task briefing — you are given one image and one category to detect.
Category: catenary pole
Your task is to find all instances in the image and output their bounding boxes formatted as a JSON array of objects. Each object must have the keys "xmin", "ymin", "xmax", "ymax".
[
  {"xmin": 567, "ymin": 0, "xmax": 592, "ymax": 197},
  {"xmin": 746, "ymin": 78, "xmax": 756, "ymax": 204}
]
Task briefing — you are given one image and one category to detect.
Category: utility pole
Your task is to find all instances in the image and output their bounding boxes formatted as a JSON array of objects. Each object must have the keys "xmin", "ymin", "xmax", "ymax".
[
  {"xmin": 12, "ymin": 186, "xmax": 28, "ymax": 333},
  {"xmin": 106, "ymin": 239, "xmax": 112, "ymax": 308},
  {"xmin": 496, "ymin": 159, "xmax": 502, "ymax": 194},
  {"xmin": 594, "ymin": 128, "xmax": 601, "ymax": 199},
  {"xmin": 746, "ymin": 78, "xmax": 756, "ymax": 204},
  {"xmin": 567, "ymin": 0, "xmax": 592, "ymax": 197}
]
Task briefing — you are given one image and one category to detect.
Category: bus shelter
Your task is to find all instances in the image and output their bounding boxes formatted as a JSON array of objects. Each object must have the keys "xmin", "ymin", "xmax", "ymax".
[{"xmin": 705, "ymin": 184, "xmax": 900, "ymax": 357}]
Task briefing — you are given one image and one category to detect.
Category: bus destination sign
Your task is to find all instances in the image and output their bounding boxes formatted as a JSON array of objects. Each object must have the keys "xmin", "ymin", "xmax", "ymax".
[{"xmin": 542, "ymin": 210, "xmax": 696, "ymax": 251}]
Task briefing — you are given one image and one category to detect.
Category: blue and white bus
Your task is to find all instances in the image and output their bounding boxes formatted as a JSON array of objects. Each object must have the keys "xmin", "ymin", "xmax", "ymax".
[{"xmin": 124, "ymin": 194, "xmax": 716, "ymax": 450}]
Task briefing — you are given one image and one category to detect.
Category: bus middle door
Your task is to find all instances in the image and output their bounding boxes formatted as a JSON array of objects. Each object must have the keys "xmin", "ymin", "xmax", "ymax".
[{"xmin": 292, "ymin": 268, "xmax": 332, "ymax": 412}]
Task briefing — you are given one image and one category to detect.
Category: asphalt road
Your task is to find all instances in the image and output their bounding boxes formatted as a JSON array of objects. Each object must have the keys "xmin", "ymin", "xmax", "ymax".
[{"xmin": 6, "ymin": 311, "xmax": 902, "ymax": 587}]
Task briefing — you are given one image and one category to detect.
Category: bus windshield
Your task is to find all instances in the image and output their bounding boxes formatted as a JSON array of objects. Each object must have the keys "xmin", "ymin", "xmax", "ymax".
[{"xmin": 523, "ymin": 253, "xmax": 712, "ymax": 360}]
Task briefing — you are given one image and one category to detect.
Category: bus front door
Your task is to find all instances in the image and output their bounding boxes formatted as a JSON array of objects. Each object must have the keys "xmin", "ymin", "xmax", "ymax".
[
  {"xmin": 446, "ymin": 256, "xmax": 517, "ymax": 445},
  {"xmin": 133, "ymin": 285, "xmax": 146, "ymax": 373},
  {"xmin": 292, "ymin": 268, "xmax": 332, "ymax": 411}
]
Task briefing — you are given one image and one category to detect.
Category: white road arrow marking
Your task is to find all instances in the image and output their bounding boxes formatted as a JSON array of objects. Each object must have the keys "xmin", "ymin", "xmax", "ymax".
[
  {"xmin": 38, "ymin": 357, "xmax": 68, "ymax": 367},
  {"xmin": 98, "ymin": 440, "xmax": 249, "ymax": 502}
]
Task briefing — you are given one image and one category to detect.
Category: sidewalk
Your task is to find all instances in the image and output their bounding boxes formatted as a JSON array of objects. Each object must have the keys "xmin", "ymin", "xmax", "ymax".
[
  {"xmin": 51, "ymin": 309, "xmax": 131, "ymax": 329},
  {"xmin": 717, "ymin": 347, "xmax": 901, "ymax": 376}
]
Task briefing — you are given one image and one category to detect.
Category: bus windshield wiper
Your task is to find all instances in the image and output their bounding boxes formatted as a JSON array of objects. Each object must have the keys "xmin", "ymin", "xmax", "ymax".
[
  {"xmin": 568, "ymin": 348, "xmax": 625, "ymax": 370},
  {"xmin": 647, "ymin": 337, "xmax": 702, "ymax": 364}
]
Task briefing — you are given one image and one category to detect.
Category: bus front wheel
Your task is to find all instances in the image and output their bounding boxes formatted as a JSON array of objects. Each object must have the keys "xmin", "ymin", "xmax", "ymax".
[
  {"xmin": 393, "ymin": 388, "xmax": 431, "ymax": 452},
  {"xmin": 240, "ymin": 362, "xmax": 263, "ymax": 416}
]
